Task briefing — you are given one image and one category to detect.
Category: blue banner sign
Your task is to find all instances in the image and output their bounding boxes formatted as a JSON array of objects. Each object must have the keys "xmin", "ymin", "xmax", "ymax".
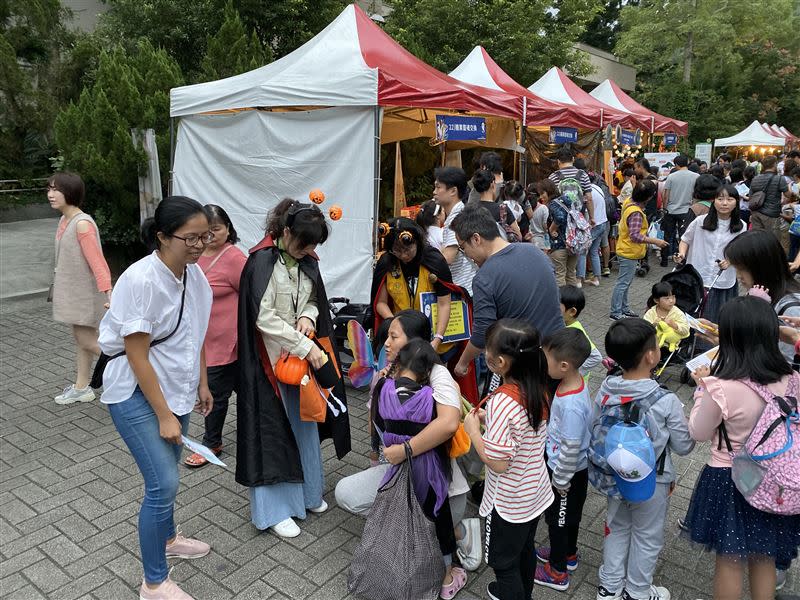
[
  {"xmin": 664, "ymin": 133, "xmax": 678, "ymax": 146},
  {"xmin": 549, "ymin": 126, "xmax": 579, "ymax": 144},
  {"xmin": 619, "ymin": 128, "xmax": 637, "ymax": 146},
  {"xmin": 435, "ymin": 115, "xmax": 486, "ymax": 142}
]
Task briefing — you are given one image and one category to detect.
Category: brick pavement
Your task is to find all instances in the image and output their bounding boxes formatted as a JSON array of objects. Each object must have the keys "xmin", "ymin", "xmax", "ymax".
[{"xmin": 1, "ymin": 256, "xmax": 798, "ymax": 600}]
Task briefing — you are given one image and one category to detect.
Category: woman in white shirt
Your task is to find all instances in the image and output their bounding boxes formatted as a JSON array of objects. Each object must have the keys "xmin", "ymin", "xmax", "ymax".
[
  {"xmin": 98, "ymin": 196, "xmax": 214, "ymax": 600},
  {"xmin": 676, "ymin": 183, "xmax": 745, "ymax": 326}
]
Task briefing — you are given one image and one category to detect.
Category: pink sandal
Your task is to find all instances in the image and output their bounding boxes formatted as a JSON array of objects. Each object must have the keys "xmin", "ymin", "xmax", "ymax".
[{"xmin": 440, "ymin": 566, "xmax": 467, "ymax": 599}]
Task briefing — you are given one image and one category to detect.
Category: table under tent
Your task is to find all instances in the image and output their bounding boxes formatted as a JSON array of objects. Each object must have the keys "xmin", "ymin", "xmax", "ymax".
[{"xmin": 168, "ymin": 4, "xmax": 524, "ymax": 303}]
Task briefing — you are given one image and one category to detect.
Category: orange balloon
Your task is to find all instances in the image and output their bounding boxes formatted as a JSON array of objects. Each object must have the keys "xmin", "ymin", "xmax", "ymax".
[
  {"xmin": 309, "ymin": 189, "xmax": 325, "ymax": 204},
  {"xmin": 328, "ymin": 205, "xmax": 343, "ymax": 221}
]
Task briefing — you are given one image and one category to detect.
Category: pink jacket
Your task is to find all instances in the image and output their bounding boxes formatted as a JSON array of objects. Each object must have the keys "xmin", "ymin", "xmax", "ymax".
[
  {"xmin": 197, "ymin": 244, "xmax": 247, "ymax": 367},
  {"xmin": 690, "ymin": 375, "xmax": 791, "ymax": 467}
]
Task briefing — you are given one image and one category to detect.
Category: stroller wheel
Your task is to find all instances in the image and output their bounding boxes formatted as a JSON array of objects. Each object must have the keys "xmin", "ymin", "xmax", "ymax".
[
  {"xmin": 636, "ymin": 267, "xmax": 648, "ymax": 277},
  {"xmin": 679, "ymin": 367, "xmax": 692, "ymax": 385}
]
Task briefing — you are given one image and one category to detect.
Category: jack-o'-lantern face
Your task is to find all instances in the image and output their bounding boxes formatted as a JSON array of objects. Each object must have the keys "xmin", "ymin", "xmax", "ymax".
[
  {"xmin": 328, "ymin": 205, "xmax": 343, "ymax": 221},
  {"xmin": 309, "ymin": 189, "xmax": 325, "ymax": 204}
]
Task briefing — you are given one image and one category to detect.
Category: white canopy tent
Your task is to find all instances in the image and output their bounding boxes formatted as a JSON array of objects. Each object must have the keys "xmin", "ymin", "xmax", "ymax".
[
  {"xmin": 714, "ymin": 120, "xmax": 786, "ymax": 148},
  {"xmin": 169, "ymin": 4, "xmax": 521, "ymax": 303}
]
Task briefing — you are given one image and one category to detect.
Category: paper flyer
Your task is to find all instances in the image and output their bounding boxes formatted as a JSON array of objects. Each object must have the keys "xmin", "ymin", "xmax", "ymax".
[
  {"xmin": 182, "ymin": 436, "xmax": 227, "ymax": 468},
  {"xmin": 685, "ymin": 346, "xmax": 719, "ymax": 373}
]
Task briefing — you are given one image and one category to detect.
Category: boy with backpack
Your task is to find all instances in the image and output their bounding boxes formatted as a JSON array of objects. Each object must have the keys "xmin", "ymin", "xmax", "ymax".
[{"xmin": 588, "ymin": 319, "xmax": 694, "ymax": 600}]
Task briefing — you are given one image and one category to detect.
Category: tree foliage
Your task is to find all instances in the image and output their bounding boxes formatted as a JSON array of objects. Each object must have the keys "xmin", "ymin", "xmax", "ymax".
[
  {"xmin": 579, "ymin": 0, "xmax": 631, "ymax": 52},
  {"xmin": 200, "ymin": 1, "xmax": 271, "ymax": 82},
  {"xmin": 616, "ymin": 0, "xmax": 800, "ymax": 145},
  {"xmin": 0, "ymin": 0, "xmax": 74, "ymax": 176},
  {"xmin": 54, "ymin": 42, "xmax": 183, "ymax": 244},
  {"xmin": 385, "ymin": 0, "xmax": 602, "ymax": 86}
]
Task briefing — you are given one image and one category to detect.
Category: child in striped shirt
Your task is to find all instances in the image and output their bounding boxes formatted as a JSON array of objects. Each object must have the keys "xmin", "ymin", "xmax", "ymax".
[
  {"xmin": 535, "ymin": 327, "xmax": 593, "ymax": 592},
  {"xmin": 464, "ymin": 319, "xmax": 554, "ymax": 600}
]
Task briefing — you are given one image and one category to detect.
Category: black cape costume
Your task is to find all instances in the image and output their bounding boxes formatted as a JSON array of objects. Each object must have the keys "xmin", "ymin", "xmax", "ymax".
[{"xmin": 236, "ymin": 235, "xmax": 351, "ymax": 488}]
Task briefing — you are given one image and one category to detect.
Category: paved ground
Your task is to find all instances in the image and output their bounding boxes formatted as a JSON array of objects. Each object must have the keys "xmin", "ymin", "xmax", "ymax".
[
  {"xmin": 1, "ymin": 250, "xmax": 798, "ymax": 600},
  {"xmin": 0, "ymin": 218, "xmax": 58, "ymax": 299}
]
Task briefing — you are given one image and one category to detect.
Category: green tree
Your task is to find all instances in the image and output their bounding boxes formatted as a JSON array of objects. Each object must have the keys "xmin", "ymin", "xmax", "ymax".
[
  {"xmin": 580, "ymin": 0, "xmax": 632, "ymax": 53},
  {"xmin": 615, "ymin": 0, "xmax": 799, "ymax": 145},
  {"xmin": 235, "ymin": 0, "xmax": 347, "ymax": 60},
  {"xmin": 96, "ymin": 0, "xmax": 227, "ymax": 78},
  {"xmin": 385, "ymin": 0, "xmax": 601, "ymax": 86},
  {"xmin": 0, "ymin": 0, "xmax": 73, "ymax": 177},
  {"xmin": 200, "ymin": 1, "xmax": 271, "ymax": 82},
  {"xmin": 54, "ymin": 41, "xmax": 183, "ymax": 244}
]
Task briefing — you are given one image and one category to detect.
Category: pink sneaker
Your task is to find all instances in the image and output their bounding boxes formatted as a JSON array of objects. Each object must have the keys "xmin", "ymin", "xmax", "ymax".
[
  {"xmin": 139, "ymin": 577, "xmax": 194, "ymax": 600},
  {"xmin": 165, "ymin": 533, "xmax": 210, "ymax": 560}
]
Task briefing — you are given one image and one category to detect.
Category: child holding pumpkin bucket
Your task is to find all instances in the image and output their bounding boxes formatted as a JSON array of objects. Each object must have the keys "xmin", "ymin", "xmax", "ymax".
[{"xmin": 236, "ymin": 198, "xmax": 351, "ymax": 539}]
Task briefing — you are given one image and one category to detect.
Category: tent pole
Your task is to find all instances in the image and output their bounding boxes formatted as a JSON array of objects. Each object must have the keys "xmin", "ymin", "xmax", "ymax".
[
  {"xmin": 519, "ymin": 126, "xmax": 527, "ymax": 184},
  {"xmin": 373, "ymin": 106, "xmax": 381, "ymax": 253},
  {"xmin": 168, "ymin": 117, "xmax": 175, "ymax": 196}
]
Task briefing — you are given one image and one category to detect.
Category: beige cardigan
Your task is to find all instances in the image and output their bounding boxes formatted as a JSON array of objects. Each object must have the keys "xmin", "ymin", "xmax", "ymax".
[{"xmin": 256, "ymin": 257, "xmax": 319, "ymax": 366}]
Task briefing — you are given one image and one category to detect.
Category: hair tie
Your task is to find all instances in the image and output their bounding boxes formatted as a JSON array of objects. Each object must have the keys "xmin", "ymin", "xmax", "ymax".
[{"xmin": 748, "ymin": 285, "xmax": 772, "ymax": 303}]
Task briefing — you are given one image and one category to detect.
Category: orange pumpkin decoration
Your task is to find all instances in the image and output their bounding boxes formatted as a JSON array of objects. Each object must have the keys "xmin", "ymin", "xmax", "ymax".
[
  {"xmin": 274, "ymin": 351, "xmax": 309, "ymax": 386},
  {"xmin": 328, "ymin": 204, "xmax": 343, "ymax": 221},
  {"xmin": 308, "ymin": 189, "xmax": 325, "ymax": 204}
]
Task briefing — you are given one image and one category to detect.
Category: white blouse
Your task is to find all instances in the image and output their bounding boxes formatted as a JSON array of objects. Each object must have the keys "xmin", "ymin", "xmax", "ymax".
[
  {"xmin": 681, "ymin": 215, "xmax": 745, "ymax": 290},
  {"xmin": 98, "ymin": 252, "xmax": 212, "ymax": 415}
]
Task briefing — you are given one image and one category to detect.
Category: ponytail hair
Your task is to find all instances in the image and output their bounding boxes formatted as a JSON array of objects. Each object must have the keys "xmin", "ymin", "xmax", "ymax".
[
  {"xmin": 265, "ymin": 198, "xmax": 329, "ymax": 247},
  {"xmin": 141, "ymin": 195, "xmax": 206, "ymax": 252},
  {"xmin": 485, "ymin": 319, "xmax": 549, "ymax": 429}
]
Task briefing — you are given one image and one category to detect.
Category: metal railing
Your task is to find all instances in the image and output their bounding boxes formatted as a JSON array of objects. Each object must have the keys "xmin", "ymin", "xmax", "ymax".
[{"xmin": 0, "ymin": 179, "xmax": 48, "ymax": 194}]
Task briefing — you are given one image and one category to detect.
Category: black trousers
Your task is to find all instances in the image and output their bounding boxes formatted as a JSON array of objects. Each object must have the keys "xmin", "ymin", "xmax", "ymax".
[
  {"xmin": 544, "ymin": 468, "xmax": 589, "ymax": 573},
  {"xmin": 486, "ymin": 508, "xmax": 540, "ymax": 600},
  {"xmin": 660, "ymin": 211, "xmax": 688, "ymax": 262},
  {"xmin": 202, "ymin": 362, "xmax": 238, "ymax": 448}
]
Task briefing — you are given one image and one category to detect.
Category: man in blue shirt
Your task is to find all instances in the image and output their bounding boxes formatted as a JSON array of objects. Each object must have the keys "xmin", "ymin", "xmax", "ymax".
[{"xmin": 451, "ymin": 204, "xmax": 564, "ymax": 378}]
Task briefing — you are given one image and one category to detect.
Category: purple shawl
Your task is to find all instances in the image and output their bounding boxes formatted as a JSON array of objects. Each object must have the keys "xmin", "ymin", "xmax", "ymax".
[{"xmin": 378, "ymin": 378, "xmax": 450, "ymax": 515}]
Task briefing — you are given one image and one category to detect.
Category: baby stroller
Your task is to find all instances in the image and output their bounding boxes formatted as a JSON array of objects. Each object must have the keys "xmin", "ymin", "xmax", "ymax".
[
  {"xmin": 604, "ymin": 264, "xmax": 705, "ymax": 382},
  {"xmin": 658, "ymin": 263, "xmax": 727, "ymax": 383}
]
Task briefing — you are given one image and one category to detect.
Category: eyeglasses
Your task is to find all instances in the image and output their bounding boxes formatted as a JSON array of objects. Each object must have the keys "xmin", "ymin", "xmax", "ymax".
[{"xmin": 171, "ymin": 232, "xmax": 215, "ymax": 247}]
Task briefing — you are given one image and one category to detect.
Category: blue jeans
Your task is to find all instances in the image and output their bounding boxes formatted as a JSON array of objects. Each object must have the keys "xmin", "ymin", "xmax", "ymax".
[
  {"xmin": 611, "ymin": 257, "xmax": 638, "ymax": 316},
  {"xmin": 578, "ymin": 223, "xmax": 608, "ymax": 279},
  {"xmin": 109, "ymin": 389, "xmax": 190, "ymax": 584}
]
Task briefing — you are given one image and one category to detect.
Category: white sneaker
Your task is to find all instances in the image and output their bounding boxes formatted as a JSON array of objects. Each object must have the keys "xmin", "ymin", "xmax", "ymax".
[
  {"xmin": 55, "ymin": 385, "xmax": 95, "ymax": 405},
  {"xmin": 309, "ymin": 500, "xmax": 328, "ymax": 514},
  {"xmin": 597, "ymin": 586, "xmax": 623, "ymax": 600},
  {"xmin": 270, "ymin": 518, "xmax": 301, "ymax": 538},
  {"xmin": 456, "ymin": 518, "xmax": 482, "ymax": 571},
  {"xmin": 622, "ymin": 585, "xmax": 670, "ymax": 600}
]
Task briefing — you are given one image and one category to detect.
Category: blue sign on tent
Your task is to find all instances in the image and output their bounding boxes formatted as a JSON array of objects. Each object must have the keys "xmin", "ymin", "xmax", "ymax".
[
  {"xmin": 435, "ymin": 115, "xmax": 486, "ymax": 142},
  {"xmin": 619, "ymin": 128, "xmax": 637, "ymax": 146},
  {"xmin": 664, "ymin": 133, "xmax": 678, "ymax": 146},
  {"xmin": 549, "ymin": 127, "xmax": 579, "ymax": 144}
]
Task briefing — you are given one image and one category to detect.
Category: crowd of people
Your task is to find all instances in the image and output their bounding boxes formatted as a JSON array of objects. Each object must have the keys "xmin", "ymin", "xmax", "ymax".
[{"xmin": 44, "ymin": 144, "xmax": 800, "ymax": 600}]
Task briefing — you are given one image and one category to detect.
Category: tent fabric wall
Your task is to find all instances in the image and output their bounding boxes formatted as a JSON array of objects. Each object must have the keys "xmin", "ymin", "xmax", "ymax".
[{"xmin": 172, "ymin": 107, "xmax": 376, "ymax": 303}]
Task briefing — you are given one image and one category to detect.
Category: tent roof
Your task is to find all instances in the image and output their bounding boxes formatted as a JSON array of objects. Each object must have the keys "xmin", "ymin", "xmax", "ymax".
[
  {"xmin": 170, "ymin": 5, "xmax": 521, "ymax": 119},
  {"xmin": 589, "ymin": 79, "xmax": 688, "ymax": 135},
  {"xmin": 448, "ymin": 46, "xmax": 601, "ymax": 129},
  {"xmin": 527, "ymin": 67, "xmax": 650, "ymax": 130},
  {"xmin": 778, "ymin": 125, "xmax": 797, "ymax": 141},
  {"xmin": 714, "ymin": 121, "xmax": 786, "ymax": 147}
]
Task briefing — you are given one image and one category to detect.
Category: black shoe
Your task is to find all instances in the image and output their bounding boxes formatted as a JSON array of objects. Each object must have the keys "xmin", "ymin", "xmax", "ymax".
[
  {"xmin": 660, "ymin": 258, "xmax": 668, "ymax": 267},
  {"xmin": 610, "ymin": 313, "xmax": 624, "ymax": 321},
  {"xmin": 622, "ymin": 310, "xmax": 639, "ymax": 318},
  {"xmin": 597, "ymin": 585, "xmax": 623, "ymax": 600}
]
